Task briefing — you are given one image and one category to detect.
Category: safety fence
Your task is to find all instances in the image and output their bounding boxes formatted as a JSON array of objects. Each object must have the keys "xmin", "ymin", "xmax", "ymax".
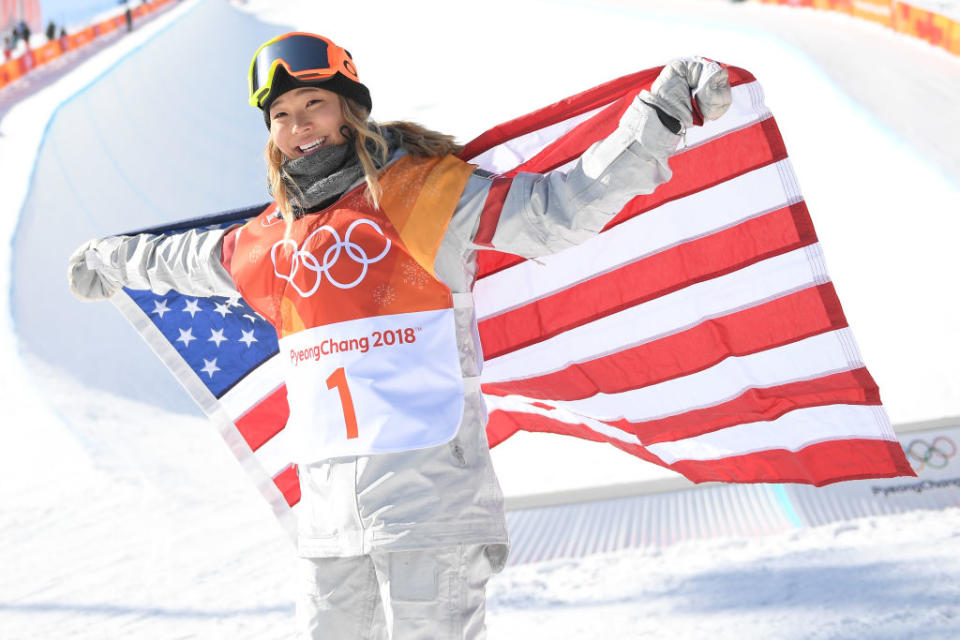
[
  {"xmin": 0, "ymin": 0, "xmax": 177, "ymax": 92},
  {"xmin": 751, "ymin": 0, "xmax": 960, "ymax": 55},
  {"xmin": 504, "ymin": 417, "xmax": 960, "ymax": 565}
]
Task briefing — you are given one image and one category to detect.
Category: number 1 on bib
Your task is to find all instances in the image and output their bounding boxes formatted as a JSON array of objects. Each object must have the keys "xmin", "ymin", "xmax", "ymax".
[{"xmin": 326, "ymin": 367, "xmax": 359, "ymax": 439}]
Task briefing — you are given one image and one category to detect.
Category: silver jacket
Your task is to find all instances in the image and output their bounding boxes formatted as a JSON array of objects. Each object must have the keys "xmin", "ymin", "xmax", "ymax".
[{"xmin": 84, "ymin": 95, "xmax": 681, "ymax": 562}]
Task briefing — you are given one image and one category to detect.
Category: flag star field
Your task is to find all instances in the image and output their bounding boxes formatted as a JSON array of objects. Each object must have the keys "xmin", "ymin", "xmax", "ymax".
[{"xmin": 126, "ymin": 288, "xmax": 278, "ymax": 397}]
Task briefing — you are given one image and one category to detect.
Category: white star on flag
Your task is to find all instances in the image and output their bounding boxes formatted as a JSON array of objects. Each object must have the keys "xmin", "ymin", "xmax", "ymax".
[
  {"xmin": 176, "ymin": 327, "xmax": 196, "ymax": 347},
  {"xmin": 226, "ymin": 295, "xmax": 243, "ymax": 307},
  {"xmin": 200, "ymin": 358, "xmax": 220, "ymax": 378},
  {"xmin": 151, "ymin": 299, "xmax": 170, "ymax": 318},
  {"xmin": 238, "ymin": 329, "xmax": 257, "ymax": 347},
  {"xmin": 213, "ymin": 302, "xmax": 232, "ymax": 318},
  {"xmin": 183, "ymin": 299, "xmax": 202, "ymax": 318},
  {"xmin": 208, "ymin": 328, "xmax": 228, "ymax": 347}
]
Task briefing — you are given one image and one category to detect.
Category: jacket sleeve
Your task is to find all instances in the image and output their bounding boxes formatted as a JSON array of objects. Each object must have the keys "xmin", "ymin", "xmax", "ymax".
[
  {"xmin": 447, "ymin": 95, "xmax": 682, "ymax": 258},
  {"xmin": 84, "ymin": 226, "xmax": 241, "ymax": 298}
]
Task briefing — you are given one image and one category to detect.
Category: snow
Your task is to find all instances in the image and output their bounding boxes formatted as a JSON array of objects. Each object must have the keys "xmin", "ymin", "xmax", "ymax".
[
  {"xmin": 1, "ymin": 0, "xmax": 960, "ymax": 637},
  {"xmin": 0, "ymin": 0, "xmax": 198, "ymax": 485},
  {"xmin": 489, "ymin": 507, "xmax": 960, "ymax": 639}
]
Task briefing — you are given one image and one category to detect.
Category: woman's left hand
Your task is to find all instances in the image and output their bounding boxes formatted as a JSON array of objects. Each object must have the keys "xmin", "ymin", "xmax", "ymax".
[{"xmin": 643, "ymin": 57, "xmax": 732, "ymax": 129}]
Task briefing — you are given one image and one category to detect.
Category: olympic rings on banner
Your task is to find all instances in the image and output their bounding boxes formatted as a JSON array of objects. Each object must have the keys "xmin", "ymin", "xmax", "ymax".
[
  {"xmin": 271, "ymin": 218, "xmax": 391, "ymax": 296},
  {"xmin": 905, "ymin": 436, "xmax": 957, "ymax": 472}
]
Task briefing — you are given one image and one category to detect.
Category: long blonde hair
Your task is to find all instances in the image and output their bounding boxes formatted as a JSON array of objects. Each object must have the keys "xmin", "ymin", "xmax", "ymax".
[{"xmin": 265, "ymin": 95, "xmax": 463, "ymax": 238}]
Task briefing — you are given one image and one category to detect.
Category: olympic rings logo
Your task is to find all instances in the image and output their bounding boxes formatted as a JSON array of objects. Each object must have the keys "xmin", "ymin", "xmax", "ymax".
[
  {"xmin": 905, "ymin": 436, "xmax": 957, "ymax": 472},
  {"xmin": 271, "ymin": 218, "xmax": 391, "ymax": 295}
]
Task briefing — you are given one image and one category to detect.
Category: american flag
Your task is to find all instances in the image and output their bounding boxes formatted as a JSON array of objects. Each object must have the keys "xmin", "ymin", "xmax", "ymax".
[
  {"xmin": 112, "ymin": 211, "xmax": 301, "ymax": 536},
  {"xmin": 111, "ymin": 63, "xmax": 913, "ymax": 540}
]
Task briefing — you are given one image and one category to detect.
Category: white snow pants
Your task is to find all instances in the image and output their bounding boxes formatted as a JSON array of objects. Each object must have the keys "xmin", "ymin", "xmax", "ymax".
[{"xmin": 296, "ymin": 544, "xmax": 499, "ymax": 639}]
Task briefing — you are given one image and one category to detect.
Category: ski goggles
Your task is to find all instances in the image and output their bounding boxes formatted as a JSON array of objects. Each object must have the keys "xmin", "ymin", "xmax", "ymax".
[{"xmin": 248, "ymin": 33, "xmax": 360, "ymax": 108}]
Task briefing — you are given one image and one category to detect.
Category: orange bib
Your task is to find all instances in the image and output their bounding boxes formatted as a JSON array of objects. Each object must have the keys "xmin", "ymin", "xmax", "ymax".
[{"xmin": 229, "ymin": 154, "xmax": 476, "ymax": 460}]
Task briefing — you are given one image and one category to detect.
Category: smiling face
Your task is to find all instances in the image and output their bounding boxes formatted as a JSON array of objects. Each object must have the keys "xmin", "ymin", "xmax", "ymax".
[{"xmin": 268, "ymin": 87, "xmax": 349, "ymax": 160}]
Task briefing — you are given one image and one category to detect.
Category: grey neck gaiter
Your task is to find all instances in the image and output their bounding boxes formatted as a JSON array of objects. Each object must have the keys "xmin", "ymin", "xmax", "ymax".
[
  {"xmin": 281, "ymin": 142, "xmax": 362, "ymax": 216},
  {"xmin": 280, "ymin": 126, "xmax": 401, "ymax": 217}
]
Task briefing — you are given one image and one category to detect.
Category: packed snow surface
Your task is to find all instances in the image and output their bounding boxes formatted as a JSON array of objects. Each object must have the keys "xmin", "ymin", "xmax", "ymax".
[{"xmin": 1, "ymin": 0, "xmax": 959, "ymax": 637}]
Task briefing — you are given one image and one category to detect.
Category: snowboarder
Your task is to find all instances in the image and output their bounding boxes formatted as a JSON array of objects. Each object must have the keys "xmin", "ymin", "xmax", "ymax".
[
  {"xmin": 17, "ymin": 20, "xmax": 30, "ymax": 49},
  {"xmin": 67, "ymin": 32, "xmax": 731, "ymax": 639}
]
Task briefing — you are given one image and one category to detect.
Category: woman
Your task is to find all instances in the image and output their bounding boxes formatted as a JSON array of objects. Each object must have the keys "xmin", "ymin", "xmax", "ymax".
[{"xmin": 68, "ymin": 32, "xmax": 731, "ymax": 640}]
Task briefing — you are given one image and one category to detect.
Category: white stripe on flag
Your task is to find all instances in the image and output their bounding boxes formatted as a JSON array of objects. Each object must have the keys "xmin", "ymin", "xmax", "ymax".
[
  {"xmin": 647, "ymin": 404, "xmax": 896, "ymax": 463},
  {"xmin": 540, "ymin": 82, "xmax": 770, "ymax": 176},
  {"xmin": 470, "ymin": 105, "xmax": 606, "ymax": 174},
  {"xmin": 482, "ymin": 244, "xmax": 831, "ymax": 383},
  {"xmin": 253, "ymin": 426, "xmax": 297, "ymax": 480},
  {"xmin": 497, "ymin": 328, "xmax": 864, "ymax": 424},
  {"xmin": 474, "ymin": 158, "xmax": 802, "ymax": 321},
  {"xmin": 484, "ymin": 394, "xmax": 645, "ymax": 448},
  {"xmin": 681, "ymin": 81, "xmax": 770, "ymax": 149},
  {"xmin": 219, "ymin": 354, "xmax": 284, "ymax": 420},
  {"xmin": 485, "ymin": 399, "xmax": 894, "ymax": 460},
  {"xmin": 469, "ymin": 82, "xmax": 767, "ymax": 176}
]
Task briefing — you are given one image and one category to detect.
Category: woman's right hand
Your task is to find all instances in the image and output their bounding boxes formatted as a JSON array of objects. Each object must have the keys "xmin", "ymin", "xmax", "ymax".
[{"xmin": 68, "ymin": 239, "xmax": 122, "ymax": 301}]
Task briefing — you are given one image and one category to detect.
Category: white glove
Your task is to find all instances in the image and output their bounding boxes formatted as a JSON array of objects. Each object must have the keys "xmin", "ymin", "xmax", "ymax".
[
  {"xmin": 68, "ymin": 239, "xmax": 123, "ymax": 301},
  {"xmin": 640, "ymin": 57, "xmax": 732, "ymax": 130}
]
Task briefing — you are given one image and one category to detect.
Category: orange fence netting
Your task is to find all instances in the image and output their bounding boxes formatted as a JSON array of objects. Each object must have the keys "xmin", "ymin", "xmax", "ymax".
[
  {"xmin": 752, "ymin": 0, "xmax": 960, "ymax": 55},
  {"xmin": 1, "ymin": 0, "xmax": 177, "ymax": 92}
]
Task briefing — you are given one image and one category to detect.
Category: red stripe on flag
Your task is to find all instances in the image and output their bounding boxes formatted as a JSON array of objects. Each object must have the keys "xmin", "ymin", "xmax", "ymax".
[
  {"xmin": 482, "ymin": 283, "xmax": 848, "ymax": 401},
  {"xmin": 484, "ymin": 399, "xmax": 567, "ymax": 447},
  {"xmin": 609, "ymin": 368, "xmax": 882, "ymax": 444},
  {"xmin": 460, "ymin": 69, "xmax": 659, "ymax": 162},
  {"xmin": 479, "ymin": 202, "xmax": 817, "ymax": 360},
  {"xmin": 273, "ymin": 464, "xmax": 301, "ymax": 507},
  {"xmin": 487, "ymin": 368, "xmax": 881, "ymax": 452},
  {"xmin": 235, "ymin": 385, "xmax": 290, "ymax": 452},
  {"xmin": 476, "ymin": 116, "xmax": 790, "ymax": 280},
  {"xmin": 509, "ymin": 95, "xmax": 634, "ymax": 178},
  {"xmin": 460, "ymin": 66, "xmax": 756, "ymax": 161},
  {"xmin": 486, "ymin": 409, "xmax": 912, "ymax": 485},
  {"xmin": 509, "ymin": 67, "xmax": 761, "ymax": 178},
  {"xmin": 220, "ymin": 226, "xmax": 239, "ymax": 274},
  {"xmin": 487, "ymin": 406, "xmax": 610, "ymax": 444},
  {"xmin": 650, "ymin": 439, "xmax": 915, "ymax": 486},
  {"xmin": 473, "ymin": 177, "xmax": 513, "ymax": 248},
  {"xmin": 486, "ymin": 411, "xmax": 522, "ymax": 448},
  {"xmin": 616, "ymin": 117, "xmax": 790, "ymax": 225}
]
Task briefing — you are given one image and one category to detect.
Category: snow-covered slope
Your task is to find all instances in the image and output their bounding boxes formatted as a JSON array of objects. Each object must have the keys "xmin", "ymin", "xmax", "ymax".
[{"xmin": 2, "ymin": 0, "xmax": 960, "ymax": 637}]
